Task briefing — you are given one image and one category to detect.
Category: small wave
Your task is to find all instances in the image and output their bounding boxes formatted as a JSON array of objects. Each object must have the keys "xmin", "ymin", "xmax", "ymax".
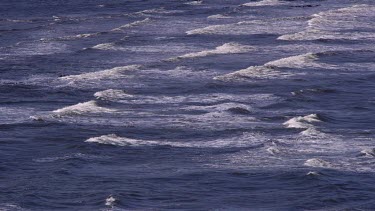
[
  {"xmin": 0, "ymin": 203, "xmax": 28, "ymax": 211},
  {"xmin": 52, "ymin": 101, "xmax": 116, "ymax": 116},
  {"xmin": 33, "ymin": 153, "xmax": 106, "ymax": 163},
  {"xmin": 111, "ymin": 18, "xmax": 151, "ymax": 31},
  {"xmin": 60, "ymin": 65, "xmax": 140, "ymax": 81},
  {"xmin": 304, "ymin": 158, "xmax": 332, "ymax": 168},
  {"xmin": 94, "ymin": 89, "xmax": 134, "ymax": 101},
  {"xmin": 283, "ymin": 114, "xmax": 321, "ymax": 129},
  {"xmin": 170, "ymin": 43, "xmax": 254, "ymax": 60},
  {"xmin": 243, "ymin": 0, "xmax": 284, "ymax": 7}
]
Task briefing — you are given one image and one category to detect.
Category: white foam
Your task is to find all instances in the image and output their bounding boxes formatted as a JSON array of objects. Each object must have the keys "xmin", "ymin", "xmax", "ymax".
[
  {"xmin": 0, "ymin": 203, "xmax": 27, "ymax": 211},
  {"xmin": 111, "ymin": 18, "xmax": 151, "ymax": 31},
  {"xmin": 304, "ymin": 158, "xmax": 332, "ymax": 168},
  {"xmin": 105, "ymin": 196, "xmax": 116, "ymax": 207},
  {"xmin": 266, "ymin": 146, "xmax": 281, "ymax": 155},
  {"xmin": 91, "ymin": 43, "xmax": 122, "ymax": 51},
  {"xmin": 183, "ymin": 102, "xmax": 252, "ymax": 113},
  {"xmin": 306, "ymin": 171, "xmax": 320, "ymax": 176},
  {"xmin": 278, "ymin": 4, "xmax": 375, "ymax": 41},
  {"xmin": 52, "ymin": 101, "xmax": 116, "ymax": 116},
  {"xmin": 283, "ymin": 114, "xmax": 321, "ymax": 129},
  {"xmin": 243, "ymin": 0, "xmax": 284, "ymax": 7},
  {"xmin": 60, "ymin": 65, "xmax": 140, "ymax": 81},
  {"xmin": 360, "ymin": 148, "xmax": 375, "ymax": 157},
  {"xmin": 86, "ymin": 132, "xmax": 267, "ymax": 148},
  {"xmin": 94, "ymin": 89, "xmax": 134, "ymax": 101},
  {"xmin": 207, "ymin": 14, "xmax": 231, "ymax": 19},
  {"xmin": 265, "ymin": 53, "xmax": 332, "ymax": 69},
  {"xmin": 300, "ymin": 127, "xmax": 327, "ymax": 138},
  {"xmin": 59, "ymin": 33, "xmax": 97, "ymax": 40},
  {"xmin": 214, "ymin": 65, "xmax": 291, "ymax": 81},
  {"xmin": 184, "ymin": 1, "xmax": 203, "ymax": 5},
  {"xmin": 186, "ymin": 18, "xmax": 305, "ymax": 35},
  {"xmin": 86, "ymin": 134, "xmax": 160, "ymax": 146},
  {"xmin": 170, "ymin": 43, "xmax": 254, "ymax": 60},
  {"xmin": 214, "ymin": 52, "xmax": 334, "ymax": 81}
]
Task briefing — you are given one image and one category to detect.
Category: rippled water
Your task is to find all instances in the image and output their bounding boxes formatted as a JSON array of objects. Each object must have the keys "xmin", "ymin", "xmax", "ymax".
[{"xmin": 1, "ymin": 0, "xmax": 375, "ymax": 210}]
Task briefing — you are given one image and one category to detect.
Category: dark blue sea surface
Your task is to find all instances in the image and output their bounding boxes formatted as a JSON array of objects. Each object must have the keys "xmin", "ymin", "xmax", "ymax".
[{"xmin": 1, "ymin": 0, "xmax": 375, "ymax": 210}]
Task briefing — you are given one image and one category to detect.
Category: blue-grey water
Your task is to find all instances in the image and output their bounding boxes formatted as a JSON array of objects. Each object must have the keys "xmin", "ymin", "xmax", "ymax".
[{"xmin": 1, "ymin": 0, "xmax": 375, "ymax": 210}]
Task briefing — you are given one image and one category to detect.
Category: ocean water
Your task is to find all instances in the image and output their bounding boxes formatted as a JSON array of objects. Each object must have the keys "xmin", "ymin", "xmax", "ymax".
[{"xmin": 1, "ymin": 0, "xmax": 375, "ymax": 210}]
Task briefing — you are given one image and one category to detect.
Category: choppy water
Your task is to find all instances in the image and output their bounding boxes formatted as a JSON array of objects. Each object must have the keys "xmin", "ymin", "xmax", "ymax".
[{"xmin": 1, "ymin": 0, "xmax": 375, "ymax": 210}]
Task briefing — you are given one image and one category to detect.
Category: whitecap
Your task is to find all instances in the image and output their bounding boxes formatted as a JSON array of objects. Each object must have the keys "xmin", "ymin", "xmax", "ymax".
[
  {"xmin": 111, "ymin": 18, "xmax": 151, "ymax": 31},
  {"xmin": 170, "ymin": 42, "xmax": 254, "ymax": 60},
  {"xmin": 278, "ymin": 4, "xmax": 375, "ymax": 41},
  {"xmin": 283, "ymin": 114, "xmax": 321, "ymax": 129},
  {"xmin": 186, "ymin": 18, "xmax": 305, "ymax": 35},
  {"xmin": 60, "ymin": 65, "xmax": 140, "ymax": 81},
  {"xmin": 214, "ymin": 65, "xmax": 291, "ymax": 81},
  {"xmin": 91, "ymin": 43, "xmax": 116, "ymax": 51},
  {"xmin": 360, "ymin": 148, "xmax": 375, "ymax": 157},
  {"xmin": 214, "ymin": 52, "xmax": 333, "ymax": 81},
  {"xmin": 266, "ymin": 146, "xmax": 281, "ymax": 155},
  {"xmin": 304, "ymin": 158, "xmax": 332, "ymax": 168},
  {"xmin": 94, "ymin": 89, "xmax": 134, "ymax": 101},
  {"xmin": 184, "ymin": 1, "xmax": 203, "ymax": 5},
  {"xmin": 86, "ymin": 134, "xmax": 160, "ymax": 146},
  {"xmin": 264, "ymin": 53, "xmax": 335, "ymax": 69},
  {"xmin": 86, "ymin": 132, "xmax": 267, "ymax": 148},
  {"xmin": 207, "ymin": 14, "xmax": 231, "ymax": 19},
  {"xmin": 52, "ymin": 101, "xmax": 116, "ymax": 116},
  {"xmin": 300, "ymin": 127, "xmax": 327, "ymax": 138},
  {"xmin": 105, "ymin": 195, "xmax": 116, "ymax": 207},
  {"xmin": 306, "ymin": 171, "xmax": 320, "ymax": 176},
  {"xmin": 243, "ymin": 0, "xmax": 285, "ymax": 7}
]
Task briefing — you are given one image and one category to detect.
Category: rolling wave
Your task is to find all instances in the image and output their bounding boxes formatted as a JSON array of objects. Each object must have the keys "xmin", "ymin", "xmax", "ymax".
[
  {"xmin": 60, "ymin": 65, "xmax": 140, "ymax": 81},
  {"xmin": 52, "ymin": 101, "xmax": 116, "ymax": 116},
  {"xmin": 169, "ymin": 42, "xmax": 254, "ymax": 60},
  {"xmin": 279, "ymin": 4, "xmax": 375, "ymax": 41}
]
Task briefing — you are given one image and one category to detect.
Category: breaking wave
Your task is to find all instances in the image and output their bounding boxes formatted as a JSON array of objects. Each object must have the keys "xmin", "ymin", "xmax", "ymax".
[
  {"xmin": 304, "ymin": 158, "xmax": 332, "ymax": 168},
  {"xmin": 60, "ymin": 65, "xmax": 140, "ymax": 81},
  {"xmin": 169, "ymin": 42, "xmax": 254, "ymax": 60},
  {"xmin": 278, "ymin": 4, "xmax": 375, "ymax": 41},
  {"xmin": 186, "ymin": 17, "xmax": 306, "ymax": 35},
  {"xmin": 52, "ymin": 101, "xmax": 116, "ymax": 116},
  {"xmin": 111, "ymin": 18, "xmax": 151, "ymax": 31},
  {"xmin": 214, "ymin": 53, "xmax": 330, "ymax": 81},
  {"xmin": 283, "ymin": 114, "xmax": 322, "ymax": 129},
  {"xmin": 86, "ymin": 132, "xmax": 267, "ymax": 148},
  {"xmin": 243, "ymin": 0, "xmax": 285, "ymax": 7},
  {"xmin": 94, "ymin": 89, "xmax": 134, "ymax": 101}
]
